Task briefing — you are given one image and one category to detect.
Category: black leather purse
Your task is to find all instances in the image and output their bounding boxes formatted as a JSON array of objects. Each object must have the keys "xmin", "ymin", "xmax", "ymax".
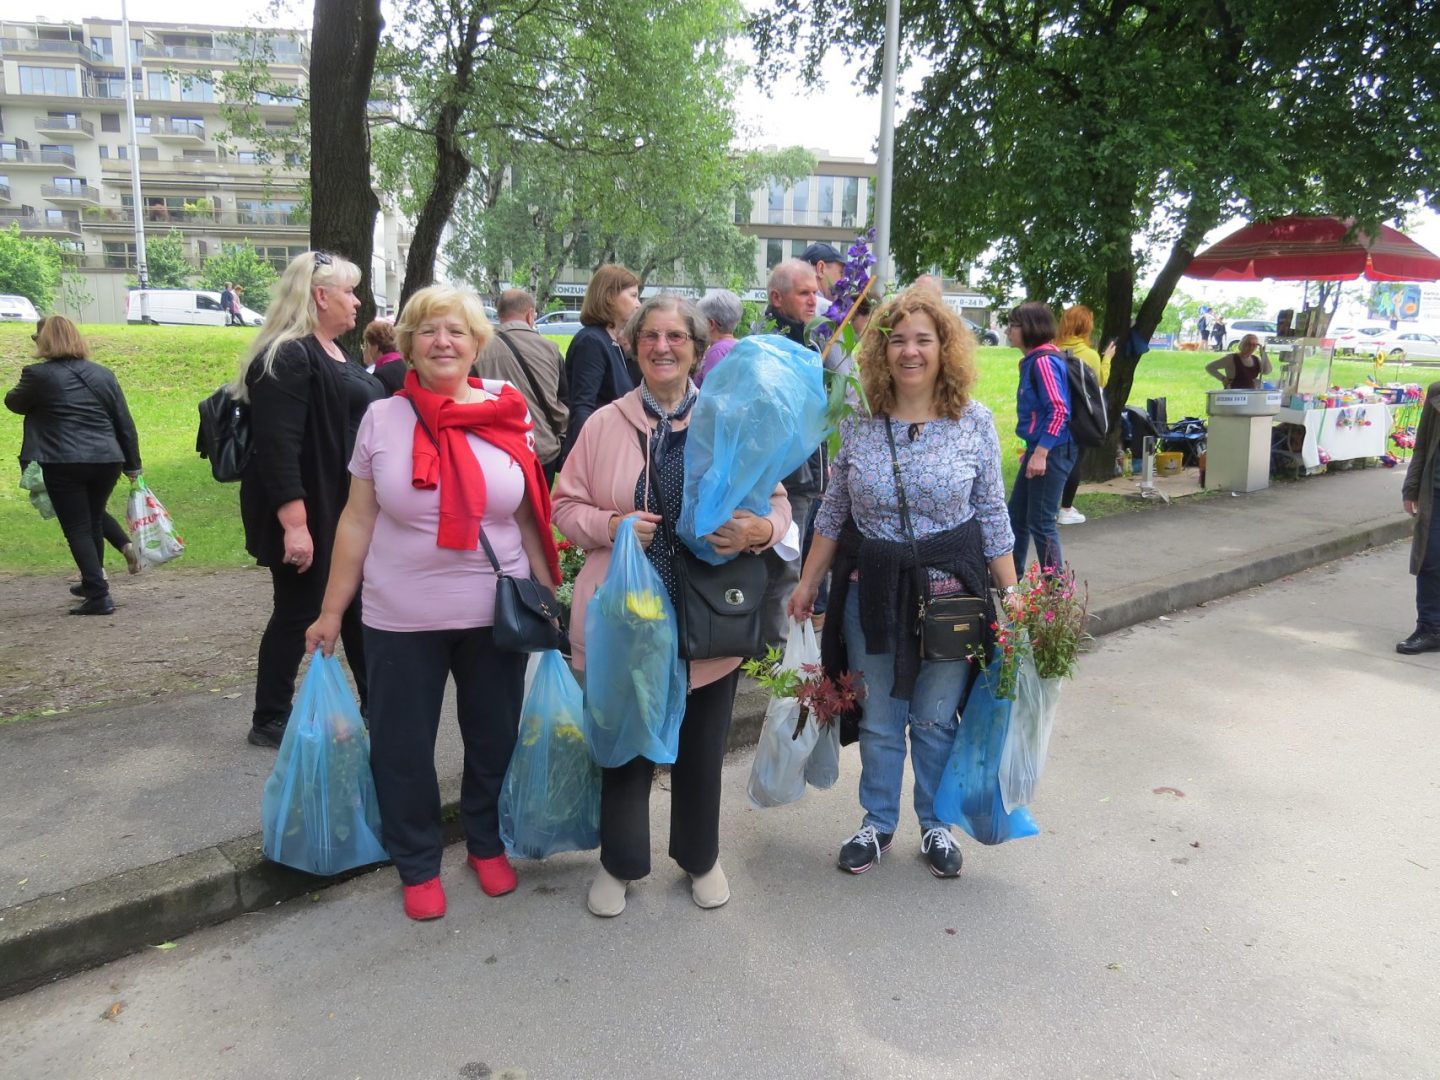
[
  {"xmin": 408, "ymin": 397, "xmax": 563, "ymax": 654},
  {"xmin": 884, "ymin": 417, "xmax": 986, "ymax": 662}
]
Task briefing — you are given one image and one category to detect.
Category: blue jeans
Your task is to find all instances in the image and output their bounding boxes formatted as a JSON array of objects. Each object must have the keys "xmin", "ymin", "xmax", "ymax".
[
  {"xmin": 1009, "ymin": 440, "xmax": 1079, "ymax": 575},
  {"xmin": 843, "ymin": 590, "xmax": 971, "ymax": 834},
  {"xmin": 1417, "ymin": 505, "xmax": 1440, "ymax": 631}
]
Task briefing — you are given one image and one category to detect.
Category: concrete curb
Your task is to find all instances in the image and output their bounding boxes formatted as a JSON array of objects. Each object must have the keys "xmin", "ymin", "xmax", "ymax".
[{"xmin": 0, "ymin": 512, "xmax": 1413, "ymax": 998}]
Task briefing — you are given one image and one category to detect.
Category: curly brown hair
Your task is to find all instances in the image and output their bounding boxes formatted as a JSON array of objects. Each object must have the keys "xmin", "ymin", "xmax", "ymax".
[{"xmin": 857, "ymin": 287, "xmax": 977, "ymax": 419}]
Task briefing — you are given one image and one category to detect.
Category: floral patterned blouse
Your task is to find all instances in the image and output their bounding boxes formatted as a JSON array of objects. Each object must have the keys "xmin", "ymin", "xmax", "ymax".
[{"xmin": 814, "ymin": 404, "xmax": 1016, "ymax": 576}]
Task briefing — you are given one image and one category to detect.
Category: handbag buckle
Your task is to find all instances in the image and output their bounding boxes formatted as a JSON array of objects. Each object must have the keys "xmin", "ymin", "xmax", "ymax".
[{"xmin": 724, "ymin": 588, "xmax": 745, "ymax": 606}]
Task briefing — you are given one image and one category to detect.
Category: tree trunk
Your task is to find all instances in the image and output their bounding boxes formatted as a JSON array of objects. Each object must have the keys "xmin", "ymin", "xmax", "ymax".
[{"xmin": 309, "ymin": 0, "xmax": 383, "ymax": 354}]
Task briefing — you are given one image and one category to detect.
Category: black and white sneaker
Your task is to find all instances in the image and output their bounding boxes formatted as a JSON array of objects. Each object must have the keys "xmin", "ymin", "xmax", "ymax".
[
  {"xmin": 837, "ymin": 825, "xmax": 894, "ymax": 874},
  {"xmin": 920, "ymin": 828, "xmax": 963, "ymax": 878}
]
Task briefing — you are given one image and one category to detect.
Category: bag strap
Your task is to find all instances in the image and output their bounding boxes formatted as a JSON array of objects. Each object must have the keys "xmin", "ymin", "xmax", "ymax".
[
  {"xmin": 68, "ymin": 363, "xmax": 137, "ymax": 467},
  {"xmin": 405, "ymin": 395, "xmax": 505, "ymax": 575},
  {"xmin": 495, "ymin": 329, "xmax": 563, "ymax": 435},
  {"xmin": 882, "ymin": 415, "xmax": 931, "ymax": 609}
]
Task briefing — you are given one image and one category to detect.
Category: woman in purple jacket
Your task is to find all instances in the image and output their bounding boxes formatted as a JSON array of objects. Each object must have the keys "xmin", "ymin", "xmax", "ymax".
[{"xmin": 1006, "ymin": 302, "xmax": 1075, "ymax": 575}]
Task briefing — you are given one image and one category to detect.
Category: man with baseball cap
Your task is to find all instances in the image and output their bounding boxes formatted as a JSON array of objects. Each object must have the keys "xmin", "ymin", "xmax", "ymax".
[{"xmin": 801, "ymin": 242, "xmax": 844, "ymax": 307}]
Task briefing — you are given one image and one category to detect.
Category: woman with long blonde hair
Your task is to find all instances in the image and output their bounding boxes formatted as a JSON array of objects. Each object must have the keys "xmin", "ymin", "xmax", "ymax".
[{"xmin": 237, "ymin": 251, "xmax": 383, "ymax": 748}]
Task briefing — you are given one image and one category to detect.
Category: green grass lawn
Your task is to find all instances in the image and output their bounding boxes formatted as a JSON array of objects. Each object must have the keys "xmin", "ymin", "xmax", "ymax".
[{"xmin": 0, "ymin": 323, "xmax": 1385, "ymax": 574}]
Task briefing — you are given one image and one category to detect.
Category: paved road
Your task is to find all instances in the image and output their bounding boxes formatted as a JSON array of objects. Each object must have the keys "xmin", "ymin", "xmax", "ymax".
[{"xmin": 2, "ymin": 544, "xmax": 1436, "ymax": 1080}]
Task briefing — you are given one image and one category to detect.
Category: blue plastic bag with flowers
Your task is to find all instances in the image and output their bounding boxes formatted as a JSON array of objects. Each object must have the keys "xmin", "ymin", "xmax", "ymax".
[
  {"xmin": 679, "ymin": 335, "xmax": 829, "ymax": 564},
  {"xmin": 261, "ymin": 653, "xmax": 388, "ymax": 875},
  {"xmin": 582, "ymin": 518, "xmax": 688, "ymax": 767}
]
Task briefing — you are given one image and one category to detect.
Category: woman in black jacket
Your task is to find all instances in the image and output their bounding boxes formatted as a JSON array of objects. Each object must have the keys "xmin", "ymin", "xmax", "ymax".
[
  {"xmin": 561, "ymin": 264, "xmax": 641, "ymax": 460},
  {"xmin": 234, "ymin": 251, "xmax": 383, "ymax": 747},
  {"xmin": 6, "ymin": 315, "xmax": 142, "ymax": 615}
]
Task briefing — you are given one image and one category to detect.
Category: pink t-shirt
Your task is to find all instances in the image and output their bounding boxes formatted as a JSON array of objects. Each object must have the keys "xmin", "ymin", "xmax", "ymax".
[{"xmin": 349, "ymin": 396, "xmax": 531, "ymax": 631}]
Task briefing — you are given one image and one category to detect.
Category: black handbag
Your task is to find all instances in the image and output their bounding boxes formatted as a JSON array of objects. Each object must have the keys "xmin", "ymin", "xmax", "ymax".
[
  {"xmin": 407, "ymin": 397, "xmax": 563, "ymax": 654},
  {"xmin": 884, "ymin": 417, "xmax": 986, "ymax": 662},
  {"xmin": 641, "ymin": 430, "xmax": 769, "ymax": 661}
]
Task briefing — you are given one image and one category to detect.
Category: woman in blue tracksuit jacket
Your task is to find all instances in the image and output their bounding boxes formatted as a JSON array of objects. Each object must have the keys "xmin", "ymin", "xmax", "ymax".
[{"xmin": 1006, "ymin": 302, "xmax": 1075, "ymax": 574}]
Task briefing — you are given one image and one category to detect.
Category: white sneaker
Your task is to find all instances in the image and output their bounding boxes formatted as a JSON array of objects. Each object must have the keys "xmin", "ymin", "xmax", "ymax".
[{"xmin": 1056, "ymin": 506, "xmax": 1086, "ymax": 525}]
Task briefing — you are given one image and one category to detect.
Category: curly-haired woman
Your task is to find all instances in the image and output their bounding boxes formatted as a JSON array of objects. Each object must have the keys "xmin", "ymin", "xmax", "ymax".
[{"xmin": 788, "ymin": 286, "xmax": 1017, "ymax": 880}]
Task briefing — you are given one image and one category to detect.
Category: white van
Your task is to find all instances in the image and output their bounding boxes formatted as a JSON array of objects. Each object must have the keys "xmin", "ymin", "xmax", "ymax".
[
  {"xmin": 0, "ymin": 294, "xmax": 41, "ymax": 322},
  {"xmin": 127, "ymin": 289, "xmax": 265, "ymax": 327}
]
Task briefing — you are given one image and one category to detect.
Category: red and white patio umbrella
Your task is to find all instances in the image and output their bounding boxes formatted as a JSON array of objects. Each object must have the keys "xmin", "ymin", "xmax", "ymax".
[{"xmin": 1185, "ymin": 215, "xmax": 1440, "ymax": 282}]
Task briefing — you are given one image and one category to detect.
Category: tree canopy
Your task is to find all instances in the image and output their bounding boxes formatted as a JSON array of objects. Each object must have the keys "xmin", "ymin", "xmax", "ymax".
[
  {"xmin": 0, "ymin": 226, "xmax": 62, "ymax": 311},
  {"xmin": 138, "ymin": 229, "xmax": 193, "ymax": 290},
  {"xmin": 199, "ymin": 242, "xmax": 280, "ymax": 312}
]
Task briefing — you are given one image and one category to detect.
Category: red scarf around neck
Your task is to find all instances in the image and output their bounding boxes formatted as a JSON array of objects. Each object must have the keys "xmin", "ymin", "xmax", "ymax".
[{"xmin": 397, "ymin": 370, "xmax": 561, "ymax": 583}]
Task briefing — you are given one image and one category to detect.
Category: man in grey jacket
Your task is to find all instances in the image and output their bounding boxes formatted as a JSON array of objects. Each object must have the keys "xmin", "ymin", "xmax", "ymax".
[{"xmin": 473, "ymin": 289, "xmax": 570, "ymax": 481}]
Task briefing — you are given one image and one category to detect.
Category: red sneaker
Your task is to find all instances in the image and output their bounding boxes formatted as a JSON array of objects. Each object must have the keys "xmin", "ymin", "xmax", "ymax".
[
  {"xmin": 402, "ymin": 877, "xmax": 446, "ymax": 920},
  {"xmin": 467, "ymin": 853, "xmax": 517, "ymax": 897}
]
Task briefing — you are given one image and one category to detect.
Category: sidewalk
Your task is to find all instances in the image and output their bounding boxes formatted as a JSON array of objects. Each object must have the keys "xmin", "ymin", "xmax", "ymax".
[{"xmin": 0, "ymin": 465, "xmax": 1414, "ymax": 995}]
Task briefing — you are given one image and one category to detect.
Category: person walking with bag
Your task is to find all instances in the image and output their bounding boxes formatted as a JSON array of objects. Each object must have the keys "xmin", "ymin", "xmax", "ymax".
[
  {"xmin": 1007, "ymin": 301, "xmax": 1076, "ymax": 575},
  {"xmin": 306, "ymin": 284, "xmax": 561, "ymax": 921},
  {"xmin": 787, "ymin": 287, "xmax": 1016, "ymax": 878},
  {"xmin": 553, "ymin": 295, "xmax": 791, "ymax": 917},
  {"xmin": 6, "ymin": 316, "xmax": 142, "ymax": 615},
  {"xmin": 1397, "ymin": 379, "xmax": 1440, "ymax": 655},
  {"xmin": 235, "ymin": 251, "xmax": 383, "ymax": 748}
]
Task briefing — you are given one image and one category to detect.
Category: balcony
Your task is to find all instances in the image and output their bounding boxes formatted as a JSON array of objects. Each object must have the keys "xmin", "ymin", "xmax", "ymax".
[
  {"xmin": 0, "ymin": 208, "xmax": 81, "ymax": 237},
  {"xmin": 34, "ymin": 115, "xmax": 95, "ymax": 139},
  {"xmin": 0, "ymin": 147, "xmax": 77, "ymax": 171},
  {"xmin": 0, "ymin": 182, "xmax": 11, "ymax": 205},
  {"xmin": 80, "ymin": 206, "xmax": 308, "ymax": 231},
  {"xmin": 150, "ymin": 118, "xmax": 207, "ymax": 144},
  {"xmin": 99, "ymin": 156, "xmax": 302, "ymax": 179},
  {"xmin": 42, "ymin": 182, "xmax": 101, "ymax": 206},
  {"xmin": 0, "ymin": 37, "xmax": 104, "ymax": 64}
]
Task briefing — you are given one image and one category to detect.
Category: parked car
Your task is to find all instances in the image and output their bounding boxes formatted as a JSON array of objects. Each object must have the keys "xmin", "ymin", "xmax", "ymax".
[
  {"xmin": 127, "ymin": 289, "xmax": 265, "ymax": 327},
  {"xmin": 537, "ymin": 318, "xmax": 583, "ymax": 338},
  {"xmin": 537, "ymin": 309, "xmax": 582, "ymax": 325},
  {"xmin": 1366, "ymin": 330, "xmax": 1440, "ymax": 360},
  {"xmin": 1225, "ymin": 319, "xmax": 1279, "ymax": 350},
  {"xmin": 1331, "ymin": 325, "xmax": 1390, "ymax": 353},
  {"xmin": 964, "ymin": 317, "xmax": 1001, "ymax": 346},
  {"xmin": 0, "ymin": 294, "xmax": 41, "ymax": 322}
]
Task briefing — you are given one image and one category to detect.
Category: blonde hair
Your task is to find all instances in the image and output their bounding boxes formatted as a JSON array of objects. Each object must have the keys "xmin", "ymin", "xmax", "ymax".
[
  {"xmin": 857, "ymin": 287, "xmax": 976, "ymax": 420},
  {"xmin": 395, "ymin": 284, "xmax": 494, "ymax": 367},
  {"xmin": 34, "ymin": 314, "xmax": 88, "ymax": 360},
  {"xmin": 231, "ymin": 251, "xmax": 361, "ymax": 401}
]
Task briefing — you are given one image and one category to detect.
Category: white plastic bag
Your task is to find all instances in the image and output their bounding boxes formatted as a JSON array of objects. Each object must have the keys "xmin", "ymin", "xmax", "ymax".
[
  {"xmin": 804, "ymin": 713, "xmax": 841, "ymax": 789},
  {"xmin": 746, "ymin": 618, "xmax": 823, "ymax": 808},
  {"xmin": 125, "ymin": 476, "xmax": 185, "ymax": 567},
  {"xmin": 997, "ymin": 654, "xmax": 1062, "ymax": 813}
]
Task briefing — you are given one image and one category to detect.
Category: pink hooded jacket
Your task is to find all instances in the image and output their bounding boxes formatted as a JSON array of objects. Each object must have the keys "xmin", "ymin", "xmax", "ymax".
[{"xmin": 552, "ymin": 388, "xmax": 792, "ymax": 688}]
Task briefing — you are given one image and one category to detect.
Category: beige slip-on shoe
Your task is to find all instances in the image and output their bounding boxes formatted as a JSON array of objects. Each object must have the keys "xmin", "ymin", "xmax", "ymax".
[
  {"xmin": 690, "ymin": 862, "xmax": 730, "ymax": 909},
  {"xmin": 587, "ymin": 868, "xmax": 628, "ymax": 917}
]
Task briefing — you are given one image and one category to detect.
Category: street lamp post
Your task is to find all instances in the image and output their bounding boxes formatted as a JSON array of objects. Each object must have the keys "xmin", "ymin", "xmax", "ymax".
[
  {"xmin": 872, "ymin": 0, "xmax": 901, "ymax": 290},
  {"xmin": 121, "ymin": 0, "xmax": 149, "ymax": 319}
]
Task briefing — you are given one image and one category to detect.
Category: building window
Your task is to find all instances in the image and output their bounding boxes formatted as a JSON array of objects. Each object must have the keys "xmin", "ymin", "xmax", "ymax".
[
  {"xmin": 139, "ymin": 147, "xmax": 159, "ymax": 161},
  {"xmin": 768, "ymin": 181, "xmax": 785, "ymax": 225},
  {"xmin": 732, "ymin": 191, "xmax": 751, "ymax": 225},
  {"xmin": 104, "ymin": 241, "xmax": 137, "ymax": 268},
  {"xmin": 41, "ymin": 144, "xmax": 75, "ymax": 164},
  {"xmin": 51, "ymin": 176, "xmax": 87, "ymax": 193},
  {"xmin": 766, "ymin": 238, "xmax": 783, "ymax": 270},
  {"xmin": 101, "ymin": 113, "xmax": 121, "ymax": 133},
  {"xmin": 791, "ymin": 181, "xmax": 809, "ymax": 223},
  {"xmin": 180, "ymin": 80, "xmax": 214, "ymax": 103},
  {"xmin": 147, "ymin": 73, "xmax": 174, "ymax": 100},
  {"xmin": 99, "ymin": 146, "xmax": 109, "ymax": 159},
  {"xmin": 91, "ymin": 37, "xmax": 114, "ymax": 60},
  {"xmin": 790, "ymin": 240, "xmax": 807, "ymax": 259},
  {"xmin": 19, "ymin": 67, "xmax": 79, "ymax": 96},
  {"xmin": 816, "ymin": 176, "xmax": 836, "ymax": 228},
  {"xmin": 841, "ymin": 177, "xmax": 860, "ymax": 228}
]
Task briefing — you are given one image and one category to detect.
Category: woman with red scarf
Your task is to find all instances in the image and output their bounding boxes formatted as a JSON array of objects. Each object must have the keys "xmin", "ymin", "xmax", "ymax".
[{"xmin": 306, "ymin": 285, "xmax": 560, "ymax": 922}]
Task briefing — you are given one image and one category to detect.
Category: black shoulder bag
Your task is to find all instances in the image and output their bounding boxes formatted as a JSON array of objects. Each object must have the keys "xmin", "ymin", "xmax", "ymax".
[
  {"xmin": 883, "ymin": 416, "xmax": 987, "ymax": 662},
  {"xmin": 408, "ymin": 397, "xmax": 563, "ymax": 654},
  {"xmin": 639, "ymin": 429, "xmax": 769, "ymax": 661}
]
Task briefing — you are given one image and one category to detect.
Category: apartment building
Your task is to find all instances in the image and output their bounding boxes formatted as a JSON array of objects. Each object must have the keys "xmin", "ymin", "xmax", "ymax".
[{"xmin": 0, "ymin": 17, "xmax": 406, "ymax": 321}]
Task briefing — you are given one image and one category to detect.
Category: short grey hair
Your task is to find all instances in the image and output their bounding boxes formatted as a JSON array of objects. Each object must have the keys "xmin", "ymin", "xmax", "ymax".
[
  {"xmin": 768, "ymin": 258, "xmax": 815, "ymax": 298},
  {"xmin": 623, "ymin": 294, "xmax": 710, "ymax": 370},
  {"xmin": 696, "ymin": 289, "xmax": 743, "ymax": 334}
]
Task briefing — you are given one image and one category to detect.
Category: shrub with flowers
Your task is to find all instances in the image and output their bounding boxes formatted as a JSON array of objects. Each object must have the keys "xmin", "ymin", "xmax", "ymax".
[
  {"xmin": 742, "ymin": 647, "xmax": 865, "ymax": 731},
  {"xmin": 554, "ymin": 536, "xmax": 586, "ymax": 606},
  {"xmin": 976, "ymin": 563, "xmax": 1091, "ymax": 699}
]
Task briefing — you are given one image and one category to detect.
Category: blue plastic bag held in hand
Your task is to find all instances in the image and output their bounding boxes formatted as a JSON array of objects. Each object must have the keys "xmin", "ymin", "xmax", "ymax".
[
  {"xmin": 499, "ymin": 650, "xmax": 601, "ymax": 859},
  {"xmin": 680, "ymin": 335, "xmax": 829, "ymax": 564},
  {"xmin": 582, "ymin": 518, "xmax": 687, "ymax": 767},
  {"xmin": 933, "ymin": 662, "xmax": 1040, "ymax": 846},
  {"xmin": 261, "ymin": 653, "xmax": 388, "ymax": 875}
]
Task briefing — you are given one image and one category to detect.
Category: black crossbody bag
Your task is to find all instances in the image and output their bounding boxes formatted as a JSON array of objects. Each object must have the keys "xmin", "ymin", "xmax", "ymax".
[
  {"xmin": 408, "ymin": 397, "xmax": 563, "ymax": 653},
  {"xmin": 639, "ymin": 429, "xmax": 768, "ymax": 661},
  {"xmin": 884, "ymin": 416, "xmax": 987, "ymax": 662}
]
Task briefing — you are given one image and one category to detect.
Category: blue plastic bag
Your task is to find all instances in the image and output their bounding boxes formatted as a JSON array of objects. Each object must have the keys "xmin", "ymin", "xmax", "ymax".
[
  {"xmin": 680, "ymin": 335, "xmax": 829, "ymax": 563},
  {"xmin": 933, "ymin": 662, "xmax": 1041, "ymax": 846},
  {"xmin": 499, "ymin": 650, "xmax": 601, "ymax": 859},
  {"xmin": 582, "ymin": 518, "xmax": 688, "ymax": 767},
  {"xmin": 261, "ymin": 653, "xmax": 388, "ymax": 875}
]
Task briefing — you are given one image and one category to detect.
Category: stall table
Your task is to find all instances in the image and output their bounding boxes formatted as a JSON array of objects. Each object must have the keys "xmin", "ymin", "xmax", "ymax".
[{"xmin": 1273, "ymin": 403, "xmax": 1390, "ymax": 472}]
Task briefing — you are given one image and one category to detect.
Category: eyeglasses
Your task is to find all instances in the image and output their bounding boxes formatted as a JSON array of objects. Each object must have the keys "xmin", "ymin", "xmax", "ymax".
[
  {"xmin": 636, "ymin": 330, "xmax": 693, "ymax": 348},
  {"xmin": 312, "ymin": 251, "xmax": 333, "ymax": 270},
  {"xmin": 415, "ymin": 324, "xmax": 472, "ymax": 339}
]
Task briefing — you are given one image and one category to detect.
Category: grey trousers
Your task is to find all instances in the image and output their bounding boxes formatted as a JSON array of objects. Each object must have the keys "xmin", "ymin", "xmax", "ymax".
[{"xmin": 761, "ymin": 492, "xmax": 814, "ymax": 651}]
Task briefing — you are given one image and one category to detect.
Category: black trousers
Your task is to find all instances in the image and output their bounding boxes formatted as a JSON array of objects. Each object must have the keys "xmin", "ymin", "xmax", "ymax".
[
  {"xmin": 364, "ymin": 625, "xmax": 525, "ymax": 884},
  {"xmin": 42, "ymin": 462, "xmax": 121, "ymax": 599},
  {"xmin": 101, "ymin": 512, "xmax": 129, "ymax": 553},
  {"xmin": 252, "ymin": 562, "xmax": 367, "ymax": 728},
  {"xmin": 1060, "ymin": 461, "xmax": 1082, "ymax": 509},
  {"xmin": 600, "ymin": 669, "xmax": 740, "ymax": 881}
]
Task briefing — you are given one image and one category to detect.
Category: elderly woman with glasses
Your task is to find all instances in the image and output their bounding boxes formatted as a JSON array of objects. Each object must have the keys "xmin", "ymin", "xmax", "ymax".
[
  {"xmin": 234, "ymin": 251, "xmax": 383, "ymax": 749},
  {"xmin": 307, "ymin": 284, "xmax": 560, "ymax": 922},
  {"xmin": 553, "ymin": 295, "xmax": 791, "ymax": 919}
]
